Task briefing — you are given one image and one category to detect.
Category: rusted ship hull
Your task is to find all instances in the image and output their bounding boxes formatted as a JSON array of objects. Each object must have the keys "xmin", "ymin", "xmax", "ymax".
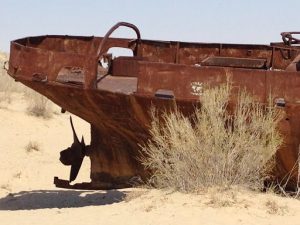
[{"xmin": 7, "ymin": 23, "xmax": 300, "ymax": 189}]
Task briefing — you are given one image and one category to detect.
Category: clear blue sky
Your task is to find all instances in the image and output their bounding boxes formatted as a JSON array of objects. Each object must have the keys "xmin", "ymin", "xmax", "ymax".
[{"xmin": 1, "ymin": 0, "xmax": 299, "ymax": 52}]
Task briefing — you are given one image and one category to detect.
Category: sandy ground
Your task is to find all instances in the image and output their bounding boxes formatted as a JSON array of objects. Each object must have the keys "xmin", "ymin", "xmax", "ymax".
[{"xmin": 1, "ymin": 92, "xmax": 300, "ymax": 225}]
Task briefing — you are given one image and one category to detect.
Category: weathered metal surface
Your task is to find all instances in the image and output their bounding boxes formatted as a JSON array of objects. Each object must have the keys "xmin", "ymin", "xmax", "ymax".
[
  {"xmin": 6, "ymin": 22, "xmax": 300, "ymax": 190},
  {"xmin": 281, "ymin": 32, "xmax": 300, "ymax": 46},
  {"xmin": 201, "ymin": 56, "xmax": 267, "ymax": 69}
]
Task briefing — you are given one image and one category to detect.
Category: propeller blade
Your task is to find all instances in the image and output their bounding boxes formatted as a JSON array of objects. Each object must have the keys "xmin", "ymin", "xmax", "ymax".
[
  {"xmin": 70, "ymin": 116, "xmax": 80, "ymax": 144},
  {"xmin": 59, "ymin": 116, "xmax": 87, "ymax": 182},
  {"xmin": 81, "ymin": 136, "xmax": 86, "ymax": 151},
  {"xmin": 69, "ymin": 154, "xmax": 85, "ymax": 182}
]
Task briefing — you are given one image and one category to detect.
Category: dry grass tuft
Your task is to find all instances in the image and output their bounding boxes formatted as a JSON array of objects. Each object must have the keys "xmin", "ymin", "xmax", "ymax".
[
  {"xmin": 141, "ymin": 82, "xmax": 283, "ymax": 193},
  {"xmin": 0, "ymin": 183, "xmax": 11, "ymax": 192},
  {"xmin": 0, "ymin": 52, "xmax": 12, "ymax": 103},
  {"xmin": 25, "ymin": 90, "xmax": 53, "ymax": 119},
  {"xmin": 265, "ymin": 199, "xmax": 288, "ymax": 215},
  {"xmin": 25, "ymin": 141, "xmax": 41, "ymax": 153},
  {"xmin": 13, "ymin": 172, "xmax": 22, "ymax": 179},
  {"xmin": 205, "ymin": 187, "xmax": 238, "ymax": 207}
]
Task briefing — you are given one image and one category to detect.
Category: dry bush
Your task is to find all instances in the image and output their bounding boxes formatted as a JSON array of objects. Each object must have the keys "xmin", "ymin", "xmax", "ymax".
[
  {"xmin": 25, "ymin": 141, "xmax": 41, "ymax": 153},
  {"xmin": 265, "ymin": 199, "xmax": 288, "ymax": 215},
  {"xmin": 25, "ymin": 90, "xmax": 53, "ymax": 119},
  {"xmin": 206, "ymin": 188, "xmax": 238, "ymax": 207},
  {"xmin": 141, "ymin": 82, "xmax": 283, "ymax": 193}
]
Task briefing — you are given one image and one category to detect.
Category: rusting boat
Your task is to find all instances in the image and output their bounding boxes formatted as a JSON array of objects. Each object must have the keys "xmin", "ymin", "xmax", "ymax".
[{"xmin": 6, "ymin": 22, "xmax": 300, "ymax": 189}]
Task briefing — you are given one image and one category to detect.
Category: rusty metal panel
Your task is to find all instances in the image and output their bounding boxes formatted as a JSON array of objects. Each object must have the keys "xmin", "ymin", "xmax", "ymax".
[
  {"xmin": 56, "ymin": 67, "xmax": 85, "ymax": 85},
  {"xmin": 9, "ymin": 37, "xmax": 98, "ymax": 85},
  {"xmin": 271, "ymin": 47, "xmax": 300, "ymax": 70},
  {"xmin": 97, "ymin": 76, "xmax": 137, "ymax": 94},
  {"xmin": 111, "ymin": 56, "xmax": 141, "ymax": 77},
  {"xmin": 178, "ymin": 44, "xmax": 220, "ymax": 65},
  {"xmin": 139, "ymin": 40, "xmax": 177, "ymax": 63},
  {"xmin": 266, "ymin": 71, "xmax": 300, "ymax": 103},
  {"xmin": 137, "ymin": 61, "xmax": 266, "ymax": 101},
  {"xmin": 201, "ymin": 56, "xmax": 267, "ymax": 69}
]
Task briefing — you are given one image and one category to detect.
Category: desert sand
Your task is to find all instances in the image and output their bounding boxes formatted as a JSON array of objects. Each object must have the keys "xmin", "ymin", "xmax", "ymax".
[{"xmin": 1, "ymin": 55, "xmax": 300, "ymax": 225}]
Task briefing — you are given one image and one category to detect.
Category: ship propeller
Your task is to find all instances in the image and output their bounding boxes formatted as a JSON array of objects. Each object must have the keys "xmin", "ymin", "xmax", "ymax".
[{"xmin": 59, "ymin": 116, "xmax": 86, "ymax": 182}]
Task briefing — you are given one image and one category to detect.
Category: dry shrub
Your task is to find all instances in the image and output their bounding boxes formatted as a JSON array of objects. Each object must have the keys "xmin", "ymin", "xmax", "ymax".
[
  {"xmin": 13, "ymin": 172, "xmax": 22, "ymax": 179},
  {"xmin": 206, "ymin": 188, "xmax": 238, "ymax": 207},
  {"xmin": 25, "ymin": 90, "xmax": 53, "ymax": 119},
  {"xmin": 25, "ymin": 141, "xmax": 41, "ymax": 153},
  {"xmin": 265, "ymin": 199, "xmax": 288, "ymax": 215},
  {"xmin": 141, "ymin": 82, "xmax": 283, "ymax": 192},
  {"xmin": 0, "ymin": 85, "xmax": 12, "ymax": 104}
]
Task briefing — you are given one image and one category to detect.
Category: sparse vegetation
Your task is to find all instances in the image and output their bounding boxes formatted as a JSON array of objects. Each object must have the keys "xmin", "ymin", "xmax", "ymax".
[
  {"xmin": 205, "ymin": 187, "xmax": 239, "ymax": 207},
  {"xmin": 265, "ymin": 199, "xmax": 288, "ymax": 215},
  {"xmin": 141, "ymin": 82, "xmax": 283, "ymax": 193},
  {"xmin": 25, "ymin": 141, "xmax": 41, "ymax": 153},
  {"xmin": 25, "ymin": 90, "xmax": 53, "ymax": 119},
  {"xmin": 13, "ymin": 172, "xmax": 22, "ymax": 179},
  {"xmin": 0, "ymin": 183, "xmax": 11, "ymax": 192},
  {"xmin": 0, "ymin": 52, "xmax": 12, "ymax": 103}
]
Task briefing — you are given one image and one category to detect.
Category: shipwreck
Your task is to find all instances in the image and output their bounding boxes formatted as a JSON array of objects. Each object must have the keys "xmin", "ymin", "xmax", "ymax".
[{"xmin": 6, "ymin": 22, "xmax": 300, "ymax": 189}]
